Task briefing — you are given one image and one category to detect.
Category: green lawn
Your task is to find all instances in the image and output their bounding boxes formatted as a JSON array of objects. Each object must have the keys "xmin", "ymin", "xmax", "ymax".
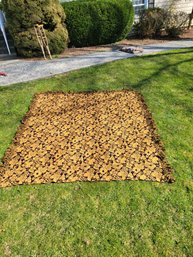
[{"xmin": 0, "ymin": 49, "xmax": 193, "ymax": 257}]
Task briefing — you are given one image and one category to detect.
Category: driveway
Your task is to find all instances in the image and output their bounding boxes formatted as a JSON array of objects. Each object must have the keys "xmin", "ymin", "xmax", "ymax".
[{"xmin": 0, "ymin": 39, "xmax": 193, "ymax": 87}]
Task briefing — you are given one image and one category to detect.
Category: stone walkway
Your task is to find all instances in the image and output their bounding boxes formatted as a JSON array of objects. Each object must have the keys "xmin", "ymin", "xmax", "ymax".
[{"xmin": 0, "ymin": 39, "xmax": 193, "ymax": 87}]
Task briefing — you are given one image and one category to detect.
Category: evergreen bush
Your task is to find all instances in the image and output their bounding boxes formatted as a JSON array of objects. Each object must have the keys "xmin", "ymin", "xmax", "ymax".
[
  {"xmin": 2, "ymin": 0, "xmax": 69, "ymax": 57},
  {"xmin": 62, "ymin": 0, "xmax": 134, "ymax": 47}
]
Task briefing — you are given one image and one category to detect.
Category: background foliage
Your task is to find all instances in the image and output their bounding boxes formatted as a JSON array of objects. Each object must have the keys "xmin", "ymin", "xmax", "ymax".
[
  {"xmin": 134, "ymin": 7, "xmax": 189, "ymax": 38},
  {"xmin": 62, "ymin": 0, "xmax": 134, "ymax": 47},
  {"xmin": 2, "ymin": 0, "xmax": 69, "ymax": 57}
]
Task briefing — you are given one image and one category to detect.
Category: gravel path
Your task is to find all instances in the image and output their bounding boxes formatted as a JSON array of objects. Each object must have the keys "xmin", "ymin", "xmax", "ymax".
[{"xmin": 0, "ymin": 39, "xmax": 193, "ymax": 87}]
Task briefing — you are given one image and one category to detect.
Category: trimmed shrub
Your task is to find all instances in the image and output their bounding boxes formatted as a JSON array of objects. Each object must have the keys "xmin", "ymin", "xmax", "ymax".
[
  {"xmin": 62, "ymin": 0, "xmax": 134, "ymax": 47},
  {"xmin": 2, "ymin": 0, "xmax": 69, "ymax": 57}
]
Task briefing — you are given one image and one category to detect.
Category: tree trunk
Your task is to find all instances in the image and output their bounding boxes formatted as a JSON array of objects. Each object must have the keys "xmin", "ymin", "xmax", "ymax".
[{"xmin": 188, "ymin": 8, "xmax": 193, "ymax": 29}]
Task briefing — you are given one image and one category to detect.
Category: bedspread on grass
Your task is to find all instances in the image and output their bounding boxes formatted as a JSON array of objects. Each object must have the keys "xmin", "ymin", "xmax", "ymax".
[{"xmin": 0, "ymin": 49, "xmax": 192, "ymax": 256}]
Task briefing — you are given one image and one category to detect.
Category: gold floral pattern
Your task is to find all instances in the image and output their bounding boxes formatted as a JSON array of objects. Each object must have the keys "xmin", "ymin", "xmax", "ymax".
[{"xmin": 0, "ymin": 91, "xmax": 174, "ymax": 187}]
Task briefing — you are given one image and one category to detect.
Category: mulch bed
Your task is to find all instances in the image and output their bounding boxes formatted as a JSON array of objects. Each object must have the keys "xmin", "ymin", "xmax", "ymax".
[{"xmin": 0, "ymin": 91, "xmax": 174, "ymax": 188}]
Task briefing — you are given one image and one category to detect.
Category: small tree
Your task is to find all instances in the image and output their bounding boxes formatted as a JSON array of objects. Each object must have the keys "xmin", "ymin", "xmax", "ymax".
[
  {"xmin": 2, "ymin": 0, "xmax": 69, "ymax": 57},
  {"xmin": 188, "ymin": 8, "xmax": 193, "ymax": 29}
]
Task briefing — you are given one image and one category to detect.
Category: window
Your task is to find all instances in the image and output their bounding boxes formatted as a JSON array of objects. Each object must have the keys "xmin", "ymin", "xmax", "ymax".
[
  {"xmin": 148, "ymin": 0, "xmax": 155, "ymax": 8},
  {"xmin": 133, "ymin": 0, "xmax": 148, "ymax": 15}
]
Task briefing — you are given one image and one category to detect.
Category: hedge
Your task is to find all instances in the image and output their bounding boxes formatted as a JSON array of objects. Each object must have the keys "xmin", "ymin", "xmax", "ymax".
[
  {"xmin": 2, "ymin": 0, "xmax": 69, "ymax": 57},
  {"xmin": 62, "ymin": 0, "xmax": 134, "ymax": 47}
]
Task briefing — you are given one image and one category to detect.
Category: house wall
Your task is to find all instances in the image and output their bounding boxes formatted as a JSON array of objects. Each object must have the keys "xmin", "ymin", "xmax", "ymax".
[{"xmin": 154, "ymin": 0, "xmax": 193, "ymax": 13}]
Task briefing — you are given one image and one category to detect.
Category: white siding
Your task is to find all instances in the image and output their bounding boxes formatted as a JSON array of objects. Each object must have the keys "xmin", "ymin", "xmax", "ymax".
[{"xmin": 154, "ymin": 0, "xmax": 193, "ymax": 13}]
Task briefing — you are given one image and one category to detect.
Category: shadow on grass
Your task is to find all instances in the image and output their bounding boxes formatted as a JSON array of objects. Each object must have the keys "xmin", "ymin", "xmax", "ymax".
[
  {"xmin": 0, "ymin": 48, "xmax": 193, "ymax": 94},
  {"xmin": 131, "ymin": 56, "xmax": 193, "ymax": 89}
]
